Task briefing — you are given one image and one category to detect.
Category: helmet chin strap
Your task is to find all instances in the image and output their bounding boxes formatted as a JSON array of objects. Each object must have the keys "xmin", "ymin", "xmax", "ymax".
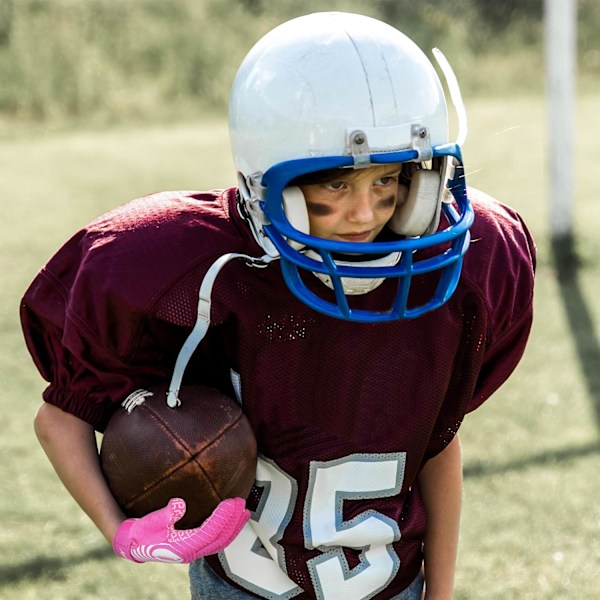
[
  {"xmin": 432, "ymin": 48, "xmax": 468, "ymax": 147},
  {"xmin": 166, "ymin": 251, "xmax": 274, "ymax": 408},
  {"xmin": 236, "ymin": 183, "xmax": 279, "ymax": 257}
]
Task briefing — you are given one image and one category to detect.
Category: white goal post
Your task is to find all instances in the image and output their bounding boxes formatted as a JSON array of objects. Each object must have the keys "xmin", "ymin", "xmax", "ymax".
[{"xmin": 545, "ymin": 0, "xmax": 577, "ymax": 244}]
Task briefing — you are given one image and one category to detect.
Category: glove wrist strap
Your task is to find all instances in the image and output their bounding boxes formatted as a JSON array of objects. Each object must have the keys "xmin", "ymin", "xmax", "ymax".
[{"xmin": 112, "ymin": 518, "xmax": 140, "ymax": 562}]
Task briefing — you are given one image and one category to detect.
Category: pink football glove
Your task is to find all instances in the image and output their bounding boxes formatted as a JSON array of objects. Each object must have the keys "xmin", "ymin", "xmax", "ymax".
[{"xmin": 113, "ymin": 497, "xmax": 250, "ymax": 563}]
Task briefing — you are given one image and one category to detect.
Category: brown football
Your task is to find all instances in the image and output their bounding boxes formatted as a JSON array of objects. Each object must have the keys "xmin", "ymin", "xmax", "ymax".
[{"xmin": 100, "ymin": 382, "xmax": 257, "ymax": 530}]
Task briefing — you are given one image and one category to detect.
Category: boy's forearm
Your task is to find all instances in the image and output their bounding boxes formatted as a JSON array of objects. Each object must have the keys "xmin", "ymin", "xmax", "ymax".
[
  {"xmin": 417, "ymin": 434, "xmax": 463, "ymax": 600},
  {"xmin": 34, "ymin": 402, "xmax": 125, "ymax": 544}
]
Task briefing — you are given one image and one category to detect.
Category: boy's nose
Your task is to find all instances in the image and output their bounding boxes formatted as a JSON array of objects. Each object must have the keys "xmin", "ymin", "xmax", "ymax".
[{"xmin": 347, "ymin": 191, "xmax": 375, "ymax": 223}]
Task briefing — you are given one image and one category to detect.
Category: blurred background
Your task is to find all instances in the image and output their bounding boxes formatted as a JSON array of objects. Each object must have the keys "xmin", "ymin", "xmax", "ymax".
[
  {"xmin": 0, "ymin": 0, "xmax": 598, "ymax": 126},
  {"xmin": 1, "ymin": 1, "xmax": 599, "ymax": 598}
]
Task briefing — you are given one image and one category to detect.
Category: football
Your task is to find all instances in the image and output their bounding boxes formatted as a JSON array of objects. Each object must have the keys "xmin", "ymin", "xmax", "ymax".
[{"xmin": 100, "ymin": 382, "xmax": 257, "ymax": 530}]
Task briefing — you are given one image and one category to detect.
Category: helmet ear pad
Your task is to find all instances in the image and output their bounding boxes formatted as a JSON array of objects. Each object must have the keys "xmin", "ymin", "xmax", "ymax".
[
  {"xmin": 281, "ymin": 186, "xmax": 310, "ymax": 249},
  {"xmin": 388, "ymin": 169, "xmax": 443, "ymax": 237}
]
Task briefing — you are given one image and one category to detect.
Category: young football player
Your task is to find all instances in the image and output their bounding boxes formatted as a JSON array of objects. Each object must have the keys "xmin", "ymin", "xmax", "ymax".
[{"xmin": 20, "ymin": 12, "xmax": 536, "ymax": 600}]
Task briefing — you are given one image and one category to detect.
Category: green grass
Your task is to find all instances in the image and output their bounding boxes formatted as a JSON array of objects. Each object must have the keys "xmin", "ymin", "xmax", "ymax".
[{"xmin": 1, "ymin": 97, "xmax": 599, "ymax": 598}]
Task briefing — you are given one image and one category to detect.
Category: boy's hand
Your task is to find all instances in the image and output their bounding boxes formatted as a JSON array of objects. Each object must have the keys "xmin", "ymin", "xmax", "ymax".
[{"xmin": 112, "ymin": 497, "xmax": 250, "ymax": 563}]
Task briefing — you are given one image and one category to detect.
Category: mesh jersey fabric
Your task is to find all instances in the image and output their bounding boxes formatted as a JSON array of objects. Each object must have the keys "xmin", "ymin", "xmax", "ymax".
[{"xmin": 20, "ymin": 186, "xmax": 535, "ymax": 599}]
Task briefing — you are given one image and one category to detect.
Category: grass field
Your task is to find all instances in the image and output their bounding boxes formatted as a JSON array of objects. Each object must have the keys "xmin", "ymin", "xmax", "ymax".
[{"xmin": 1, "ymin": 96, "xmax": 599, "ymax": 599}]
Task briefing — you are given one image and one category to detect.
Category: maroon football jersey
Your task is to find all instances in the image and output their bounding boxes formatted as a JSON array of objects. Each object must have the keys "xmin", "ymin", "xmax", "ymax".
[{"xmin": 21, "ymin": 187, "xmax": 535, "ymax": 598}]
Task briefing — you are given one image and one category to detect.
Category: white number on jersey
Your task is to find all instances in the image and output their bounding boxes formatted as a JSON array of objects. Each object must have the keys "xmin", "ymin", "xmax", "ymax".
[{"xmin": 220, "ymin": 453, "xmax": 406, "ymax": 600}]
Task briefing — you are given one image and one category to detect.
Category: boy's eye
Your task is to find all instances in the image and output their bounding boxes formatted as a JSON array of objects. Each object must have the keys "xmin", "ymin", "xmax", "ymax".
[
  {"xmin": 376, "ymin": 176, "xmax": 398, "ymax": 186},
  {"xmin": 325, "ymin": 181, "xmax": 345, "ymax": 190}
]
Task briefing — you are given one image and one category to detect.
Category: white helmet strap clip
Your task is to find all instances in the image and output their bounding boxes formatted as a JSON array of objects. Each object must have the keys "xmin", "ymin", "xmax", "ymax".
[
  {"xmin": 347, "ymin": 129, "xmax": 372, "ymax": 168},
  {"xmin": 411, "ymin": 125, "xmax": 433, "ymax": 161}
]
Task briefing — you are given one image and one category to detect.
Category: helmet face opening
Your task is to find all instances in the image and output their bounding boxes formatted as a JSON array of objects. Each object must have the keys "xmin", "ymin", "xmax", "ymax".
[{"xmin": 260, "ymin": 144, "xmax": 474, "ymax": 323}]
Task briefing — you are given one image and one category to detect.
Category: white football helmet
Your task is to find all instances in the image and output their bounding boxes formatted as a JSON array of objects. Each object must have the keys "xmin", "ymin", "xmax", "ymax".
[{"xmin": 228, "ymin": 11, "xmax": 473, "ymax": 322}]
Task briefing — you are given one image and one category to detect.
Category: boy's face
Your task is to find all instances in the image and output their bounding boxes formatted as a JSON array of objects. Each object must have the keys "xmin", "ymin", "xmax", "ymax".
[{"xmin": 298, "ymin": 164, "xmax": 404, "ymax": 243}]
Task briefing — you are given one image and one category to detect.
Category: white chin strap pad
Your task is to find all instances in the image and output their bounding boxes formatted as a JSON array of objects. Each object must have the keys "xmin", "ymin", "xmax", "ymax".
[
  {"xmin": 388, "ymin": 169, "xmax": 442, "ymax": 237},
  {"xmin": 305, "ymin": 249, "xmax": 402, "ymax": 295}
]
